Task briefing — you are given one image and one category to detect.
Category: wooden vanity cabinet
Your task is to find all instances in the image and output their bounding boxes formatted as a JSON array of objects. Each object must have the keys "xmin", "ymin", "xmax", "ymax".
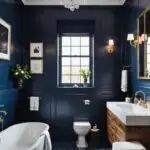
[{"xmin": 107, "ymin": 109, "xmax": 150, "ymax": 149}]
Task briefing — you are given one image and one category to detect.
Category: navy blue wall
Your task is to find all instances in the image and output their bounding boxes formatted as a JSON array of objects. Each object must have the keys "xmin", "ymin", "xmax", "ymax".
[
  {"xmin": 0, "ymin": 2, "xmax": 22, "ymax": 128},
  {"xmin": 126, "ymin": 0, "xmax": 150, "ymax": 99},
  {"xmin": 21, "ymin": 6, "xmax": 126, "ymax": 143}
]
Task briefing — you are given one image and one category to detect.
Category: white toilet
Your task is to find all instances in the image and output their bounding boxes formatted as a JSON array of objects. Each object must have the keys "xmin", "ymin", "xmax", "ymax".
[{"xmin": 73, "ymin": 121, "xmax": 91, "ymax": 148}]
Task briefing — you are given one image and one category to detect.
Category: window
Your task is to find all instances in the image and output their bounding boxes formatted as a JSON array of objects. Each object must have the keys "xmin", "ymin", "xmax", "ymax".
[{"xmin": 57, "ymin": 34, "xmax": 94, "ymax": 87}]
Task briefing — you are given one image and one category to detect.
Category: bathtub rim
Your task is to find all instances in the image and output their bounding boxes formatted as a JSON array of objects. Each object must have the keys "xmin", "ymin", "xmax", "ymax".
[{"xmin": 0, "ymin": 122, "xmax": 49, "ymax": 134}]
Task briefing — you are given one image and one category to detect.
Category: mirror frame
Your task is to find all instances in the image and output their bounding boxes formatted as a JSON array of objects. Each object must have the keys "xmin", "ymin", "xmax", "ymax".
[{"xmin": 137, "ymin": 6, "xmax": 150, "ymax": 79}]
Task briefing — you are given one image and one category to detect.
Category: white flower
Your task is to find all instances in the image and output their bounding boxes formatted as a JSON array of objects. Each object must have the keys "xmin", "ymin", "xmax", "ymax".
[
  {"xmin": 15, "ymin": 72, "xmax": 19, "ymax": 75},
  {"xmin": 21, "ymin": 71, "xmax": 24, "ymax": 74}
]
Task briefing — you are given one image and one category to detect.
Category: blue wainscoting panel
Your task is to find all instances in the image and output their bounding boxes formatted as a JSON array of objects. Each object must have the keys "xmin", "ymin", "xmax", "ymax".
[
  {"xmin": 127, "ymin": 0, "xmax": 150, "ymax": 99},
  {"xmin": 0, "ymin": 89, "xmax": 18, "ymax": 128},
  {"xmin": 0, "ymin": 2, "xmax": 22, "ymax": 129}
]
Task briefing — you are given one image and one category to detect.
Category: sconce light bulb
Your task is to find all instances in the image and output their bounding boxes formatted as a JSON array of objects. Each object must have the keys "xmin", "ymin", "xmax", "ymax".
[{"xmin": 108, "ymin": 39, "xmax": 114, "ymax": 46}]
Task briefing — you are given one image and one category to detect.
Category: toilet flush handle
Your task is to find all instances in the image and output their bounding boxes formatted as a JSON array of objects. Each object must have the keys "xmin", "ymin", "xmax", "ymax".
[{"xmin": 83, "ymin": 99, "xmax": 91, "ymax": 105}]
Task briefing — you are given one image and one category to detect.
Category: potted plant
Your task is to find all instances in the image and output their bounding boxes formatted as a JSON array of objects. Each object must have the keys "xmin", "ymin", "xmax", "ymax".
[
  {"xmin": 11, "ymin": 64, "xmax": 32, "ymax": 89},
  {"xmin": 80, "ymin": 69, "xmax": 91, "ymax": 87}
]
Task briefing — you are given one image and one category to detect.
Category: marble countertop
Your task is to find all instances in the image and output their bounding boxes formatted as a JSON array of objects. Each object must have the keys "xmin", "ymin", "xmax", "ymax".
[{"xmin": 107, "ymin": 102, "xmax": 150, "ymax": 126}]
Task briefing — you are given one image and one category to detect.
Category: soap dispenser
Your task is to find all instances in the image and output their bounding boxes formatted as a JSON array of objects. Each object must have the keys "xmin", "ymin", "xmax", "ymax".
[{"xmin": 125, "ymin": 95, "xmax": 131, "ymax": 103}]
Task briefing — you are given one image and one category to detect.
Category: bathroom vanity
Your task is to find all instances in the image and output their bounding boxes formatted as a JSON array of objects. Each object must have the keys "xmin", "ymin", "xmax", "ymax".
[{"xmin": 107, "ymin": 102, "xmax": 150, "ymax": 149}]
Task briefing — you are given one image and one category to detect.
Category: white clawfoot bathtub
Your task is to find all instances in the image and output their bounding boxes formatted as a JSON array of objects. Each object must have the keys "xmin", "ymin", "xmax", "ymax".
[{"xmin": 0, "ymin": 122, "xmax": 52, "ymax": 150}]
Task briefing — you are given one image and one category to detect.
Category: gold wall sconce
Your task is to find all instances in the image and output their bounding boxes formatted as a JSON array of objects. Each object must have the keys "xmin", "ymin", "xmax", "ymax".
[
  {"xmin": 127, "ymin": 33, "xmax": 147, "ymax": 48},
  {"xmin": 105, "ymin": 39, "xmax": 116, "ymax": 54}
]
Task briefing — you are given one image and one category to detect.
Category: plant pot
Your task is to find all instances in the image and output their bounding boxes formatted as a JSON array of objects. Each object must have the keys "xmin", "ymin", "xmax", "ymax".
[{"xmin": 83, "ymin": 79, "xmax": 88, "ymax": 87}]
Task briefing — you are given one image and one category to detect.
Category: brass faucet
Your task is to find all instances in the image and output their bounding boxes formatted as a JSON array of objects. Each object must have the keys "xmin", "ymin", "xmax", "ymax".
[{"xmin": 135, "ymin": 90, "xmax": 147, "ymax": 108}]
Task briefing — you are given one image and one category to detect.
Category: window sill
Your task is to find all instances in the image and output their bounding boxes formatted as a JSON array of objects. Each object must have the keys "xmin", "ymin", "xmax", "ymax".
[{"xmin": 57, "ymin": 86, "xmax": 94, "ymax": 89}]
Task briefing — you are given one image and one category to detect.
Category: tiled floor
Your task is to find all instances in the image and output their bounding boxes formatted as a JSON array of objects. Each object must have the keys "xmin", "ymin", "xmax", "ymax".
[{"xmin": 52, "ymin": 142, "xmax": 112, "ymax": 150}]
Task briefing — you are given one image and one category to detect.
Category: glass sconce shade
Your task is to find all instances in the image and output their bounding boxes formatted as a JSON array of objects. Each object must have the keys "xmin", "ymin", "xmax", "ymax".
[{"xmin": 127, "ymin": 34, "xmax": 134, "ymax": 41}]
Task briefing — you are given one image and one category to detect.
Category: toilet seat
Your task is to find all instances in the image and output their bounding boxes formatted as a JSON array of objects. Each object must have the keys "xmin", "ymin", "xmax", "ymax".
[{"xmin": 73, "ymin": 122, "xmax": 90, "ymax": 126}]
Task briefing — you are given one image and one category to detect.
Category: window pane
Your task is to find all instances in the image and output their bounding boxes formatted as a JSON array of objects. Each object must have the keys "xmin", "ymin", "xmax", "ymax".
[
  {"xmin": 81, "ymin": 47, "xmax": 89, "ymax": 56},
  {"xmin": 62, "ymin": 37, "xmax": 70, "ymax": 46},
  {"xmin": 71, "ymin": 66, "xmax": 80, "ymax": 75},
  {"xmin": 62, "ymin": 57, "xmax": 70, "ymax": 66},
  {"xmin": 81, "ymin": 57, "xmax": 89, "ymax": 66},
  {"xmin": 71, "ymin": 57, "xmax": 80, "ymax": 66},
  {"xmin": 81, "ymin": 37, "xmax": 89, "ymax": 46},
  {"xmin": 147, "ymin": 45, "xmax": 150, "ymax": 53},
  {"xmin": 81, "ymin": 66, "xmax": 89, "ymax": 72},
  {"xmin": 71, "ymin": 37, "xmax": 80, "ymax": 46},
  {"xmin": 62, "ymin": 66, "xmax": 70, "ymax": 75},
  {"xmin": 62, "ymin": 47, "xmax": 70, "ymax": 55},
  {"xmin": 62, "ymin": 75, "xmax": 71, "ymax": 83},
  {"xmin": 147, "ymin": 63, "xmax": 150, "ymax": 70},
  {"xmin": 71, "ymin": 75, "xmax": 80, "ymax": 83},
  {"xmin": 71, "ymin": 47, "xmax": 80, "ymax": 56},
  {"xmin": 147, "ymin": 54, "xmax": 150, "ymax": 63}
]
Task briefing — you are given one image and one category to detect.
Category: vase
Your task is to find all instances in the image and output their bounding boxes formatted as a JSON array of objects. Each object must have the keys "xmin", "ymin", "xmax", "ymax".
[
  {"xmin": 18, "ymin": 78, "xmax": 24, "ymax": 89},
  {"xmin": 83, "ymin": 79, "xmax": 88, "ymax": 87}
]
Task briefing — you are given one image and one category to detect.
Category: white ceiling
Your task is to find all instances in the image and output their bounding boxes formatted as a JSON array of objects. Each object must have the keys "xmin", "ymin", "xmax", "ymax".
[{"xmin": 22, "ymin": 0, "xmax": 126, "ymax": 6}]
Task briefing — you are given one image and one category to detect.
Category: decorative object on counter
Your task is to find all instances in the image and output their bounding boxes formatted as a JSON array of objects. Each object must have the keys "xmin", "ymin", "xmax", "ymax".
[
  {"xmin": 104, "ymin": 38, "xmax": 116, "ymax": 54},
  {"xmin": 80, "ymin": 69, "xmax": 91, "ymax": 87},
  {"xmin": 30, "ymin": 42, "xmax": 43, "ymax": 58},
  {"xmin": 11, "ymin": 64, "xmax": 32, "ymax": 89},
  {"xmin": 0, "ymin": 18, "xmax": 11, "ymax": 60},
  {"xmin": 30, "ymin": 59, "xmax": 43, "ymax": 74},
  {"xmin": 125, "ymin": 96, "xmax": 131, "ymax": 103}
]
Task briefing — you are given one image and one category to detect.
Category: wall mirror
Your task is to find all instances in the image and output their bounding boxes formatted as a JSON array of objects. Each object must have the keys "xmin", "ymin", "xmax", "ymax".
[{"xmin": 138, "ymin": 7, "xmax": 150, "ymax": 79}]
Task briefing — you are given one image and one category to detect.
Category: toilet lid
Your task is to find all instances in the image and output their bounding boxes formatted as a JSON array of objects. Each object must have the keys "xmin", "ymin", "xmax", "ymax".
[{"xmin": 73, "ymin": 122, "xmax": 91, "ymax": 126}]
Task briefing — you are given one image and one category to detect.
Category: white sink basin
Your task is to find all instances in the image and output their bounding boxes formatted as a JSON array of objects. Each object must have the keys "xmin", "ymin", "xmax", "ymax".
[
  {"xmin": 107, "ymin": 102, "xmax": 150, "ymax": 126},
  {"xmin": 116, "ymin": 103, "xmax": 148, "ymax": 114}
]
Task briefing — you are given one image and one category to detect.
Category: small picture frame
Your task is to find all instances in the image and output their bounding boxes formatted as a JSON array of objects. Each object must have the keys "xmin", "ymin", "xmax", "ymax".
[
  {"xmin": 30, "ymin": 60, "xmax": 43, "ymax": 74},
  {"xmin": 30, "ymin": 42, "xmax": 43, "ymax": 58}
]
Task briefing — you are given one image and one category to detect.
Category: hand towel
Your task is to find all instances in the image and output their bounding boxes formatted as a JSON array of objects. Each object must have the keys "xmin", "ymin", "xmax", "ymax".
[
  {"xmin": 30, "ymin": 96, "xmax": 39, "ymax": 111},
  {"xmin": 121, "ymin": 70, "xmax": 128, "ymax": 92}
]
